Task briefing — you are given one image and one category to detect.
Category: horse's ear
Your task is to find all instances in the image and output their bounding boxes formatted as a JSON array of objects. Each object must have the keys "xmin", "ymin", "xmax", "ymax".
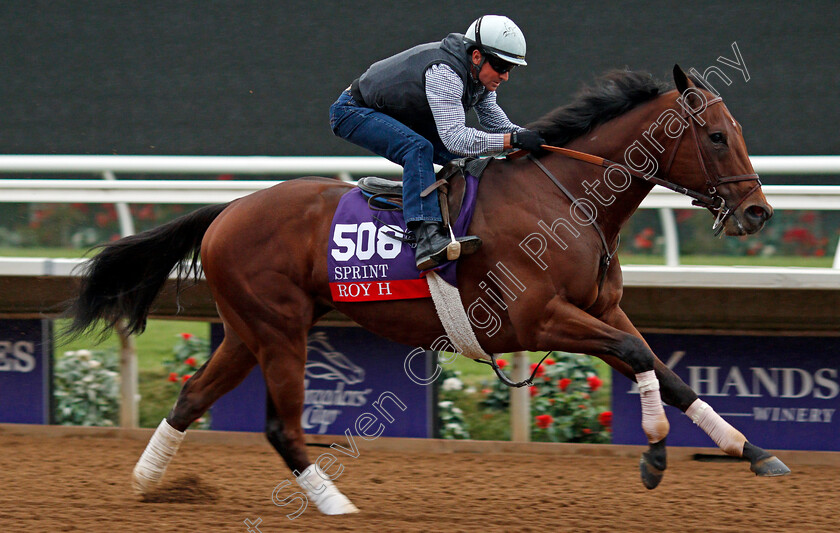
[{"xmin": 673, "ymin": 64, "xmax": 692, "ymax": 94}]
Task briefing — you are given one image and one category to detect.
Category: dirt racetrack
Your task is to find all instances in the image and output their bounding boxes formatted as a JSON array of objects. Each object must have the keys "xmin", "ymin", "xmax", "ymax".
[{"xmin": 1, "ymin": 426, "xmax": 839, "ymax": 533}]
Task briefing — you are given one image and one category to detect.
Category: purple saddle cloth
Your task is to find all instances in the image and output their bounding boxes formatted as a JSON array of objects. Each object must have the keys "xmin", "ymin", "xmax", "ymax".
[{"xmin": 327, "ymin": 174, "xmax": 479, "ymax": 302}]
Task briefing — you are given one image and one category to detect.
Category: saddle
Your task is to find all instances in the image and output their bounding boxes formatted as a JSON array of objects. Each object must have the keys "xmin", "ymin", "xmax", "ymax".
[{"xmin": 357, "ymin": 157, "xmax": 492, "ymax": 226}]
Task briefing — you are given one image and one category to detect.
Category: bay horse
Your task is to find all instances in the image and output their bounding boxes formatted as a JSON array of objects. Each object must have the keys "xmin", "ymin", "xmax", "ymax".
[{"xmin": 66, "ymin": 66, "xmax": 789, "ymax": 515}]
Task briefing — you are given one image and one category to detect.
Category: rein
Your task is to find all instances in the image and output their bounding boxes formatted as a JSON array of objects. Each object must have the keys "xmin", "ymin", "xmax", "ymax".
[{"xmin": 522, "ymin": 96, "xmax": 761, "ymax": 238}]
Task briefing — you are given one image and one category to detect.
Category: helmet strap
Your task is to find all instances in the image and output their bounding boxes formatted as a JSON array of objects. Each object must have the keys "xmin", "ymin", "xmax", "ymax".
[
  {"xmin": 469, "ymin": 15, "xmax": 489, "ymax": 82},
  {"xmin": 471, "ymin": 54, "xmax": 487, "ymax": 81}
]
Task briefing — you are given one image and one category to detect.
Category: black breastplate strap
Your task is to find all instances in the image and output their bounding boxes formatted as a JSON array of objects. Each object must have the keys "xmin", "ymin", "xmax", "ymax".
[{"xmin": 528, "ymin": 154, "xmax": 617, "ymax": 293}]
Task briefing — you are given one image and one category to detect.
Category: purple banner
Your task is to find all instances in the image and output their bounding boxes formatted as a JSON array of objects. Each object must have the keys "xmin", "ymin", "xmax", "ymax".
[
  {"xmin": 0, "ymin": 319, "xmax": 52, "ymax": 424},
  {"xmin": 211, "ymin": 325, "xmax": 435, "ymax": 437},
  {"xmin": 612, "ymin": 333, "xmax": 840, "ymax": 451}
]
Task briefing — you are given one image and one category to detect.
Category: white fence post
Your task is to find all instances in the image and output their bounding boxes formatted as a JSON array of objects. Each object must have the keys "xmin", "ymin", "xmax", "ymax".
[
  {"xmin": 117, "ymin": 321, "xmax": 138, "ymax": 428},
  {"xmin": 834, "ymin": 236, "xmax": 840, "ymax": 270},
  {"xmin": 510, "ymin": 352, "xmax": 530, "ymax": 442},
  {"xmin": 659, "ymin": 208, "xmax": 680, "ymax": 267},
  {"xmin": 102, "ymin": 170, "xmax": 139, "ymax": 428}
]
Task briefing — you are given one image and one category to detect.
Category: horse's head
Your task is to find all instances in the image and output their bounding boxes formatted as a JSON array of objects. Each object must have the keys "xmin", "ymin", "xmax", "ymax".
[{"xmin": 669, "ymin": 65, "xmax": 772, "ymax": 236}]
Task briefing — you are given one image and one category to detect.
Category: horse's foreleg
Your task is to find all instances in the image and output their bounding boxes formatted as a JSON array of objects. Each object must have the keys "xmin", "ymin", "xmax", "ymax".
[
  {"xmin": 599, "ymin": 307, "xmax": 790, "ymax": 477},
  {"xmin": 132, "ymin": 333, "xmax": 257, "ymax": 496},
  {"xmin": 529, "ymin": 299, "xmax": 669, "ymax": 488},
  {"xmin": 261, "ymin": 343, "xmax": 359, "ymax": 515}
]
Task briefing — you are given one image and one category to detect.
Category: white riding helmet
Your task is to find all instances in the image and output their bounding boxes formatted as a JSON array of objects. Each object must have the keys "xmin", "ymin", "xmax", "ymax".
[{"xmin": 464, "ymin": 15, "xmax": 527, "ymax": 66}]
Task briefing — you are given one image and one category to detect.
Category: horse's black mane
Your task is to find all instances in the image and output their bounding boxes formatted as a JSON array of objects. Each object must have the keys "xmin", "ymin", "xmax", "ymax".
[{"xmin": 528, "ymin": 69, "xmax": 673, "ymax": 146}]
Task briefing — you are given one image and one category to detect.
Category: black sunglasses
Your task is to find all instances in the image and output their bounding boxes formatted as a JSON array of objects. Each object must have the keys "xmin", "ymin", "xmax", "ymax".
[{"xmin": 485, "ymin": 54, "xmax": 516, "ymax": 74}]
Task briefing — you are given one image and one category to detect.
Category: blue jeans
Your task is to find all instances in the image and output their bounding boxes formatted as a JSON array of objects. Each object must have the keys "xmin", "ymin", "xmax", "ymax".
[{"xmin": 329, "ymin": 90, "xmax": 457, "ymax": 224}]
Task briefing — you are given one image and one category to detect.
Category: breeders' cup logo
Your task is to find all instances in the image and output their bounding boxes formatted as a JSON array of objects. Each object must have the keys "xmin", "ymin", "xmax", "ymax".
[
  {"xmin": 302, "ymin": 332, "xmax": 372, "ymax": 434},
  {"xmin": 305, "ymin": 332, "xmax": 364, "ymax": 384}
]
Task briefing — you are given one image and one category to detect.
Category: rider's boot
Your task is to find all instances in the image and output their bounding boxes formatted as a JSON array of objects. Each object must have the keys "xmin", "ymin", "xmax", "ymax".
[{"xmin": 410, "ymin": 221, "xmax": 482, "ymax": 270}]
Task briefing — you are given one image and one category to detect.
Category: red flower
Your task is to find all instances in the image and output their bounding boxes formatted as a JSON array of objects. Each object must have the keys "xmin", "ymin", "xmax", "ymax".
[
  {"xmin": 558, "ymin": 378, "xmax": 572, "ymax": 391},
  {"xmin": 95, "ymin": 212, "xmax": 111, "ymax": 228},
  {"xmin": 180, "ymin": 333, "xmax": 194, "ymax": 340},
  {"xmin": 816, "ymin": 249, "xmax": 826, "ymax": 257},
  {"xmin": 782, "ymin": 227, "xmax": 817, "ymax": 245},
  {"xmin": 530, "ymin": 363, "xmax": 545, "ymax": 377},
  {"xmin": 529, "ymin": 386, "xmax": 539, "ymax": 397},
  {"xmin": 496, "ymin": 358, "xmax": 508, "ymax": 369},
  {"xmin": 535, "ymin": 414, "xmax": 554, "ymax": 429},
  {"xmin": 184, "ymin": 357, "xmax": 197, "ymax": 367},
  {"xmin": 543, "ymin": 357, "xmax": 555, "ymax": 365},
  {"xmin": 167, "ymin": 372, "xmax": 178, "ymax": 382},
  {"xmin": 582, "ymin": 428, "xmax": 592, "ymax": 434},
  {"xmin": 587, "ymin": 375, "xmax": 603, "ymax": 391},
  {"xmin": 137, "ymin": 205, "xmax": 155, "ymax": 221},
  {"xmin": 598, "ymin": 411, "xmax": 613, "ymax": 427},
  {"xmin": 578, "ymin": 404, "xmax": 587, "ymax": 410},
  {"xmin": 481, "ymin": 388, "xmax": 492, "ymax": 394},
  {"xmin": 634, "ymin": 236, "xmax": 653, "ymax": 249},
  {"xmin": 182, "ymin": 374, "xmax": 192, "ymax": 382}
]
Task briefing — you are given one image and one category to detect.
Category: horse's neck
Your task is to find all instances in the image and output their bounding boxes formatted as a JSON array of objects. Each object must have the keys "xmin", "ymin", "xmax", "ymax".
[{"xmin": 562, "ymin": 102, "xmax": 665, "ymax": 239}]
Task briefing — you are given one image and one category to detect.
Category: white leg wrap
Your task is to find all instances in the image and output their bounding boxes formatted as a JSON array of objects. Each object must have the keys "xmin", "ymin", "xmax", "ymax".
[
  {"xmin": 685, "ymin": 399, "xmax": 746, "ymax": 456},
  {"xmin": 296, "ymin": 464, "xmax": 359, "ymax": 515},
  {"xmin": 132, "ymin": 418, "xmax": 186, "ymax": 495},
  {"xmin": 636, "ymin": 370, "xmax": 669, "ymax": 444}
]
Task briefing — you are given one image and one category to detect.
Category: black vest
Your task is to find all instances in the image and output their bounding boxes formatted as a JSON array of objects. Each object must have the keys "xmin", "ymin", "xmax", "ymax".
[{"xmin": 355, "ymin": 33, "xmax": 487, "ymax": 143}]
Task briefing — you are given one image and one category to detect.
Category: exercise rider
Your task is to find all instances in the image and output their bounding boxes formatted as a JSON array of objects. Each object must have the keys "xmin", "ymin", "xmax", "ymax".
[{"xmin": 329, "ymin": 15, "xmax": 546, "ymax": 270}]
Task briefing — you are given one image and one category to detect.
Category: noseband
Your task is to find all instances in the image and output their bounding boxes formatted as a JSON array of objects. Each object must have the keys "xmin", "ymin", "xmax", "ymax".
[{"xmin": 531, "ymin": 96, "xmax": 761, "ymax": 236}]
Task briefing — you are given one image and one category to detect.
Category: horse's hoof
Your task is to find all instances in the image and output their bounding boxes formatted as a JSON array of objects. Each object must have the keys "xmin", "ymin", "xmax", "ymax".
[
  {"xmin": 742, "ymin": 441, "xmax": 791, "ymax": 477},
  {"xmin": 750, "ymin": 455, "xmax": 791, "ymax": 477},
  {"xmin": 639, "ymin": 438, "xmax": 667, "ymax": 490},
  {"xmin": 131, "ymin": 466, "xmax": 159, "ymax": 496}
]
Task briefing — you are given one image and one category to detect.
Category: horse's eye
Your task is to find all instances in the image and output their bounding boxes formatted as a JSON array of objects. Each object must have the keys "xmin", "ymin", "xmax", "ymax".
[{"xmin": 709, "ymin": 132, "xmax": 726, "ymax": 145}]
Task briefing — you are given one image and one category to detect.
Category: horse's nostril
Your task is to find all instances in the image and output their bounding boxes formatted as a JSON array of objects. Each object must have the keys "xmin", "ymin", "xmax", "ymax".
[{"xmin": 746, "ymin": 205, "xmax": 769, "ymax": 222}]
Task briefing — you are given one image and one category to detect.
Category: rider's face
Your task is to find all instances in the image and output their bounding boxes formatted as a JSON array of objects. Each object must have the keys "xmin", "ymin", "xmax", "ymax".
[{"xmin": 471, "ymin": 50, "xmax": 511, "ymax": 92}]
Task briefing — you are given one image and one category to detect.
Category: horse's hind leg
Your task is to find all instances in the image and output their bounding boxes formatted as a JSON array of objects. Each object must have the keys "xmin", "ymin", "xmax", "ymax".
[
  {"xmin": 132, "ymin": 328, "xmax": 257, "ymax": 496},
  {"xmin": 599, "ymin": 307, "xmax": 790, "ymax": 478},
  {"xmin": 260, "ymin": 334, "xmax": 359, "ymax": 515}
]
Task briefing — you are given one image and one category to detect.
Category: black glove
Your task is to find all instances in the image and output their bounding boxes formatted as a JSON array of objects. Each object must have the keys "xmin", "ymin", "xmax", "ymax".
[{"xmin": 510, "ymin": 129, "xmax": 547, "ymax": 154}]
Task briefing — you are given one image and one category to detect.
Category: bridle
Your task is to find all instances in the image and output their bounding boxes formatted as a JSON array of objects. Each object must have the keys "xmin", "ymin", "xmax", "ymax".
[{"xmin": 527, "ymin": 95, "xmax": 762, "ymax": 237}]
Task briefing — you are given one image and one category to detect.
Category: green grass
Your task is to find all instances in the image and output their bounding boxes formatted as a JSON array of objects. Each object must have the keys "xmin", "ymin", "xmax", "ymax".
[
  {"xmin": 55, "ymin": 319, "xmax": 210, "ymax": 373},
  {"xmin": 619, "ymin": 253, "xmax": 833, "ymax": 267},
  {"xmin": 0, "ymin": 247, "xmax": 88, "ymax": 258}
]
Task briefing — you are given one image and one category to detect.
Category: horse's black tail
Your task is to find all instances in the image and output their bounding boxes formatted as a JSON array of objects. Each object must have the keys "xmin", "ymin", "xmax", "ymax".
[{"xmin": 64, "ymin": 202, "xmax": 229, "ymax": 339}]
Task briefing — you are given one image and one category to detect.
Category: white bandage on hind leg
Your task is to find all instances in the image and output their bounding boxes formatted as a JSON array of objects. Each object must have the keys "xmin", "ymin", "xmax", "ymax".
[
  {"xmin": 636, "ymin": 370, "xmax": 669, "ymax": 443},
  {"xmin": 685, "ymin": 399, "xmax": 746, "ymax": 456},
  {"xmin": 296, "ymin": 464, "xmax": 359, "ymax": 515},
  {"xmin": 132, "ymin": 418, "xmax": 186, "ymax": 495}
]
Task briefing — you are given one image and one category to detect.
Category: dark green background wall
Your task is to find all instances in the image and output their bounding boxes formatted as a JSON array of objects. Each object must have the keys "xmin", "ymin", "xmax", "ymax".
[{"xmin": 2, "ymin": 1, "xmax": 837, "ymax": 178}]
